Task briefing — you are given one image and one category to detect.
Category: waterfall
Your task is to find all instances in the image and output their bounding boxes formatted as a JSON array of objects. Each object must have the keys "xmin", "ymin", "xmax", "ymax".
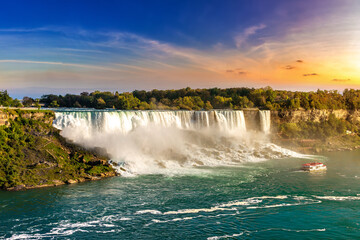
[
  {"xmin": 53, "ymin": 110, "xmax": 248, "ymax": 134},
  {"xmin": 259, "ymin": 110, "xmax": 271, "ymax": 134},
  {"xmin": 52, "ymin": 109, "xmax": 303, "ymax": 175}
]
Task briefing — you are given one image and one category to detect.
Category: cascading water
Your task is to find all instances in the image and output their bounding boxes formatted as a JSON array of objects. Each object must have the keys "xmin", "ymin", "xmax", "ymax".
[
  {"xmin": 53, "ymin": 109, "xmax": 303, "ymax": 175},
  {"xmin": 53, "ymin": 110, "xmax": 247, "ymax": 133},
  {"xmin": 259, "ymin": 110, "xmax": 271, "ymax": 134}
]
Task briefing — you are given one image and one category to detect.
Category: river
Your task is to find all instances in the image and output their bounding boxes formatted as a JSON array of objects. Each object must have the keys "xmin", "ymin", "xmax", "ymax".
[{"xmin": 1, "ymin": 110, "xmax": 360, "ymax": 239}]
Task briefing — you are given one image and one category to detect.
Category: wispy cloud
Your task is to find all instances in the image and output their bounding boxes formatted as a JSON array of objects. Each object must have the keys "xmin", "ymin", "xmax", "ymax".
[
  {"xmin": 303, "ymin": 73, "xmax": 318, "ymax": 77},
  {"xmin": 332, "ymin": 78, "xmax": 351, "ymax": 82},
  {"xmin": 284, "ymin": 65, "xmax": 295, "ymax": 70},
  {"xmin": 0, "ymin": 60, "xmax": 129, "ymax": 72},
  {"xmin": 56, "ymin": 48, "xmax": 105, "ymax": 54},
  {"xmin": 0, "ymin": 27, "xmax": 50, "ymax": 32},
  {"xmin": 234, "ymin": 24, "xmax": 266, "ymax": 48}
]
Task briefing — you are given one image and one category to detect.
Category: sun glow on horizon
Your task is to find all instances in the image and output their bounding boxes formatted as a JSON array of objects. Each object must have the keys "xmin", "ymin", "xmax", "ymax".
[{"xmin": 0, "ymin": 0, "xmax": 360, "ymax": 97}]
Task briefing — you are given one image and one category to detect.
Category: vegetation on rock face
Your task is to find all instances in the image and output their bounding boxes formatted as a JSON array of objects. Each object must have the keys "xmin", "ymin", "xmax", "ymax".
[
  {"xmin": 39, "ymin": 87, "xmax": 360, "ymax": 111},
  {"xmin": 0, "ymin": 110, "xmax": 116, "ymax": 190},
  {"xmin": 275, "ymin": 113, "xmax": 360, "ymax": 153},
  {"xmin": 278, "ymin": 114, "xmax": 354, "ymax": 139}
]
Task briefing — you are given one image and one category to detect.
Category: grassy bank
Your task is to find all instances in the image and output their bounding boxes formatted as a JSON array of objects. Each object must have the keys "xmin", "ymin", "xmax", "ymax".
[{"xmin": 0, "ymin": 109, "xmax": 117, "ymax": 191}]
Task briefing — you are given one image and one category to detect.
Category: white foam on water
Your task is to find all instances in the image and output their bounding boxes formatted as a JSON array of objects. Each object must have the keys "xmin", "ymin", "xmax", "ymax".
[
  {"xmin": 216, "ymin": 195, "xmax": 323, "ymax": 211},
  {"xmin": 151, "ymin": 216, "xmax": 194, "ymax": 224},
  {"xmin": 314, "ymin": 196, "xmax": 360, "ymax": 201},
  {"xmin": 217, "ymin": 196, "xmax": 287, "ymax": 208},
  {"xmin": 207, "ymin": 232, "xmax": 244, "ymax": 240},
  {"xmin": 207, "ymin": 228, "xmax": 325, "ymax": 239},
  {"xmin": 8, "ymin": 228, "xmax": 88, "ymax": 240},
  {"xmin": 247, "ymin": 203, "xmax": 305, "ymax": 209},
  {"xmin": 135, "ymin": 210, "xmax": 162, "ymax": 215},
  {"xmin": 246, "ymin": 197, "xmax": 321, "ymax": 209},
  {"xmin": 100, "ymin": 214, "xmax": 132, "ymax": 222},
  {"xmin": 136, "ymin": 195, "xmax": 314, "ymax": 218},
  {"xmin": 255, "ymin": 195, "xmax": 288, "ymax": 199},
  {"xmin": 59, "ymin": 221, "xmax": 99, "ymax": 228},
  {"xmin": 256, "ymin": 228, "xmax": 326, "ymax": 233},
  {"xmin": 163, "ymin": 207, "xmax": 234, "ymax": 215},
  {"xmin": 137, "ymin": 195, "xmax": 316, "ymax": 220},
  {"xmin": 136, "ymin": 207, "xmax": 236, "ymax": 216},
  {"xmin": 218, "ymin": 200, "xmax": 251, "ymax": 207}
]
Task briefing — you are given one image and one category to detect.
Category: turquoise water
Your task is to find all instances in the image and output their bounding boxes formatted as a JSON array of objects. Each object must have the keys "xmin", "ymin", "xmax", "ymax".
[{"xmin": 1, "ymin": 151, "xmax": 360, "ymax": 239}]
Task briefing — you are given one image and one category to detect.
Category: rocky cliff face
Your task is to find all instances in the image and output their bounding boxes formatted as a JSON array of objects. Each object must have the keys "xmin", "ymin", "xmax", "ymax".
[
  {"xmin": 242, "ymin": 109, "xmax": 261, "ymax": 131},
  {"xmin": 271, "ymin": 109, "xmax": 357, "ymax": 122},
  {"xmin": 0, "ymin": 109, "xmax": 53, "ymax": 126},
  {"xmin": 270, "ymin": 109, "xmax": 360, "ymax": 132},
  {"xmin": 0, "ymin": 111, "xmax": 13, "ymax": 126},
  {"xmin": 268, "ymin": 109, "xmax": 360, "ymax": 154},
  {"xmin": 0, "ymin": 109, "xmax": 117, "ymax": 191},
  {"xmin": 234, "ymin": 109, "xmax": 360, "ymax": 132},
  {"xmin": 0, "ymin": 112, "xmax": 8, "ymax": 126}
]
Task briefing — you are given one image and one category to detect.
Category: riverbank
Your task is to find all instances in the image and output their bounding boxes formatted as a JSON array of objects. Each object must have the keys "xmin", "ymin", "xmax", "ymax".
[
  {"xmin": 272, "ymin": 134, "xmax": 360, "ymax": 154},
  {"xmin": 270, "ymin": 110, "xmax": 360, "ymax": 154},
  {"xmin": 0, "ymin": 109, "xmax": 118, "ymax": 191}
]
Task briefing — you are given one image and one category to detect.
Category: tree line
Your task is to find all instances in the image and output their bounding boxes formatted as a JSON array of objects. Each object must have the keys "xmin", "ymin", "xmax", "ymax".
[
  {"xmin": 39, "ymin": 87, "xmax": 360, "ymax": 110},
  {"xmin": 3, "ymin": 87, "xmax": 360, "ymax": 110},
  {"xmin": 0, "ymin": 90, "xmax": 40, "ymax": 108}
]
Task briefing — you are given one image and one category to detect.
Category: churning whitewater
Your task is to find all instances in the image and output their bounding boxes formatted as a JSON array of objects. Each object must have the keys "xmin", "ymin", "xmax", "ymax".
[{"xmin": 53, "ymin": 110, "xmax": 303, "ymax": 174}]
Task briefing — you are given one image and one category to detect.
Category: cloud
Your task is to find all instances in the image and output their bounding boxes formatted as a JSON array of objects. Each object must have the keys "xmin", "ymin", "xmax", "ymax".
[
  {"xmin": 303, "ymin": 73, "xmax": 318, "ymax": 76},
  {"xmin": 0, "ymin": 27, "xmax": 50, "ymax": 33},
  {"xmin": 284, "ymin": 65, "xmax": 295, "ymax": 70},
  {"xmin": 2, "ymin": 12, "xmax": 360, "ymax": 94},
  {"xmin": 0, "ymin": 59, "xmax": 129, "ymax": 72},
  {"xmin": 225, "ymin": 68, "xmax": 247, "ymax": 75},
  {"xmin": 332, "ymin": 78, "xmax": 351, "ymax": 82},
  {"xmin": 0, "ymin": 26, "xmax": 91, "ymax": 37},
  {"xmin": 234, "ymin": 24, "xmax": 266, "ymax": 48},
  {"xmin": 56, "ymin": 48, "xmax": 105, "ymax": 54}
]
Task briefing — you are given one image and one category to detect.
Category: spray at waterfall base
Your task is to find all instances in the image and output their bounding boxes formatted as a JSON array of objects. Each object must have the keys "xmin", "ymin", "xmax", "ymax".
[{"xmin": 53, "ymin": 110, "xmax": 306, "ymax": 175}]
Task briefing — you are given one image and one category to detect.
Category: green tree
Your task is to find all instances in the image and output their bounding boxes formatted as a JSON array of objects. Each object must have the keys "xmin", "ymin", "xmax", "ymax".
[
  {"xmin": 0, "ymin": 90, "xmax": 12, "ymax": 106},
  {"xmin": 34, "ymin": 99, "xmax": 41, "ymax": 110},
  {"xmin": 22, "ymin": 96, "xmax": 34, "ymax": 107},
  {"xmin": 213, "ymin": 96, "xmax": 232, "ymax": 108},
  {"xmin": 115, "ymin": 93, "xmax": 140, "ymax": 110},
  {"xmin": 204, "ymin": 101, "xmax": 213, "ymax": 110},
  {"xmin": 11, "ymin": 99, "xmax": 23, "ymax": 108},
  {"xmin": 96, "ymin": 97, "xmax": 106, "ymax": 109},
  {"xmin": 49, "ymin": 100, "xmax": 60, "ymax": 108}
]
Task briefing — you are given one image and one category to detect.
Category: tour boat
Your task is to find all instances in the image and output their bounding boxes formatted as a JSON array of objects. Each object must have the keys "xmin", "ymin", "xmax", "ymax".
[{"xmin": 302, "ymin": 162, "xmax": 327, "ymax": 171}]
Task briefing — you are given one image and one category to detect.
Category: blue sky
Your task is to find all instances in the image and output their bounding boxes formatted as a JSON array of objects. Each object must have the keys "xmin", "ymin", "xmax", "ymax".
[{"xmin": 0, "ymin": 0, "xmax": 359, "ymax": 98}]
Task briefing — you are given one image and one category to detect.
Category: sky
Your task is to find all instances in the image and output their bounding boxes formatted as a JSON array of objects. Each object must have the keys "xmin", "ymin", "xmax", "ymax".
[{"xmin": 1, "ymin": 0, "xmax": 360, "ymax": 98}]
